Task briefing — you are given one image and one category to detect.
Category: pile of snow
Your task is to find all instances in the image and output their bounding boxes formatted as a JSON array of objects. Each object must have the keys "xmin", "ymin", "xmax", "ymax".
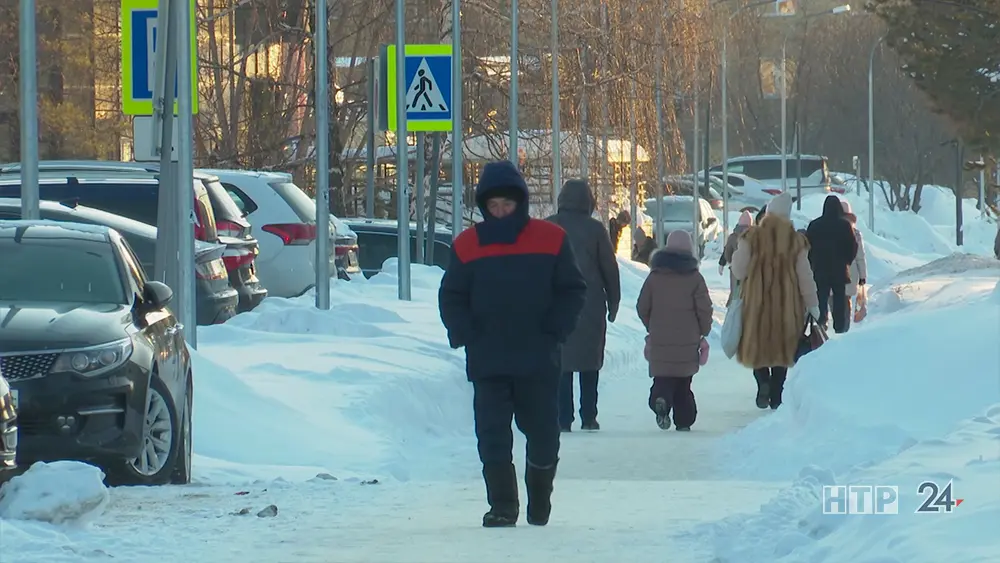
[
  {"xmin": 188, "ymin": 256, "xmax": 652, "ymax": 485},
  {"xmin": 713, "ymin": 258, "xmax": 1000, "ymax": 480},
  {"xmin": 0, "ymin": 461, "xmax": 109, "ymax": 525},
  {"xmin": 703, "ymin": 257, "xmax": 1000, "ymax": 561},
  {"xmin": 700, "ymin": 404, "xmax": 1000, "ymax": 563}
]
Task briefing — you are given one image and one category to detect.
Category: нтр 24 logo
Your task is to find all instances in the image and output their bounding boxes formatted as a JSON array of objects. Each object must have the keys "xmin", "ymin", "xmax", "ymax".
[{"xmin": 915, "ymin": 480, "xmax": 964, "ymax": 514}]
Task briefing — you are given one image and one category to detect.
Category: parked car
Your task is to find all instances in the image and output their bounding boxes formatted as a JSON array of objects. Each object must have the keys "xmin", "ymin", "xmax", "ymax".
[
  {"xmin": 707, "ymin": 154, "xmax": 838, "ymax": 200},
  {"xmin": 0, "ymin": 368, "xmax": 17, "ymax": 478},
  {"xmin": 709, "ymin": 171, "xmax": 782, "ymax": 212},
  {"xmin": 662, "ymin": 175, "xmax": 740, "ymax": 210},
  {"xmin": 0, "ymin": 198, "xmax": 239, "ymax": 325},
  {"xmin": 642, "ymin": 195, "xmax": 722, "ymax": 256},
  {"xmin": 201, "ymin": 169, "xmax": 361, "ymax": 296},
  {"xmin": 0, "ymin": 220, "xmax": 192, "ymax": 485},
  {"xmin": 0, "ymin": 161, "xmax": 267, "ymax": 312},
  {"xmin": 342, "ymin": 218, "xmax": 452, "ymax": 278}
]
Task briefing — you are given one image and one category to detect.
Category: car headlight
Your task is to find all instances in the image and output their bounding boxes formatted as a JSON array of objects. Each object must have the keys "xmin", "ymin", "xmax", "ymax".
[{"xmin": 51, "ymin": 338, "xmax": 133, "ymax": 377}]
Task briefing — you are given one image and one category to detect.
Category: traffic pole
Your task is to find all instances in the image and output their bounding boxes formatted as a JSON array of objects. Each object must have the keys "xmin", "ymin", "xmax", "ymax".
[
  {"xmin": 18, "ymin": 0, "xmax": 38, "ymax": 220},
  {"xmin": 315, "ymin": 0, "xmax": 332, "ymax": 309},
  {"xmin": 395, "ymin": 0, "xmax": 411, "ymax": 300}
]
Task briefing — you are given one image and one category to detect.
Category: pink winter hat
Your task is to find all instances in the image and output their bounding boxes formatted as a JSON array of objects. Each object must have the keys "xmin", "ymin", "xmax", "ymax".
[
  {"xmin": 738, "ymin": 210, "xmax": 754, "ymax": 227},
  {"xmin": 841, "ymin": 200, "xmax": 857, "ymax": 222},
  {"xmin": 666, "ymin": 230, "xmax": 694, "ymax": 254}
]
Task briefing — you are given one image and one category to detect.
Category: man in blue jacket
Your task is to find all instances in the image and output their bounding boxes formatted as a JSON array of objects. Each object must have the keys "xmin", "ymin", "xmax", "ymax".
[{"xmin": 438, "ymin": 160, "xmax": 587, "ymax": 528}]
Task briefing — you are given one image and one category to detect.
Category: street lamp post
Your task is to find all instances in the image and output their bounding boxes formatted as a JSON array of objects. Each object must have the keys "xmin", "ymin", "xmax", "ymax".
[
  {"xmin": 779, "ymin": 5, "xmax": 851, "ymax": 194},
  {"xmin": 510, "ymin": 0, "xmax": 519, "ymax": 163},
  {"xmin": 719, "ymin": 0, "xmax": 772, "ymax": 236},
  {"xmin": 868, "ymin": 35, "xmax": 885, "ymax": 231}
]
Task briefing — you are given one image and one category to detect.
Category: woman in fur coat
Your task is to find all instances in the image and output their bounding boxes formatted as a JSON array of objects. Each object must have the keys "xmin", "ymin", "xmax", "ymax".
[{"xmin": 730, "ymin": 192, "xmax": 821, "ymax": 409}]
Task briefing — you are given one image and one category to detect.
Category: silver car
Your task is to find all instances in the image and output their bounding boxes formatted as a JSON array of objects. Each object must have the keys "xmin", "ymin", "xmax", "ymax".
[{"xmin": 643, "ymin": 195, "xmax": 722, "ymax": 256}]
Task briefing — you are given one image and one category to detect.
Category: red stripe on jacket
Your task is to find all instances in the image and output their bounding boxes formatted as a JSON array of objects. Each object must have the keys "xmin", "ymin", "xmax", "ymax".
[{"xmin": 453, "ymin": 219, "xmax": 566, "ymax": 263}]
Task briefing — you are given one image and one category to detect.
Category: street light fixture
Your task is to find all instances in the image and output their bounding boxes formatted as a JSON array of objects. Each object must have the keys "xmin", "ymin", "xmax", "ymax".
[
  {"xmin": 718, "ymin": 0, "xmax": 774, "ymax": 236},
  {"xmin": 779, "ymin": 5, "xmax": 851, "ymax": 196}
]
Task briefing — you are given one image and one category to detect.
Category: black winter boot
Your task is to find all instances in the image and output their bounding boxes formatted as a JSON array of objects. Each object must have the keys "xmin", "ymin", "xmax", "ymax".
[
  {"xmin": 752, "ymin": 369, "xmax": 770, "ymax": 409},
  {"xmin": 482, "ymin": 463, "xmax": 519, "ymax": 527},
  {"xmin": 525, "ymin": 460, "xmax": 558, "ymax": 526}
]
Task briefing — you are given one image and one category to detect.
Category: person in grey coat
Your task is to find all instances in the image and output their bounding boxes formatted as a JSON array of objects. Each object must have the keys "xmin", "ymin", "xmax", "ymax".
[{"xmin": 546, "ymin": 179, "xmax": 622, "ymax": 431}]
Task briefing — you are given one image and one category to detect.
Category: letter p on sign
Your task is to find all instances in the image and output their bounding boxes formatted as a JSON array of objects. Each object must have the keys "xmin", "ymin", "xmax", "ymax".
[{"xmin": 874, "ymin": 485, "xmax": 899, "ymax": 514}]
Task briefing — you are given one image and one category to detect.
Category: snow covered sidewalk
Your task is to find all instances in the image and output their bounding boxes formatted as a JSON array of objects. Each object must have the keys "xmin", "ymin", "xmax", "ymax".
[{"xmin": 44, "ymin": 477, "xmax": 779, "ymax": 562}]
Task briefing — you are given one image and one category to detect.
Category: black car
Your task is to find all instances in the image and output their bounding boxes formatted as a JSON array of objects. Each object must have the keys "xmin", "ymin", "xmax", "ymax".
[
  {"xmin": 341, "ymin": 218, "xmax": 452, "ymax": 278},
  {"xmin": 0, "ymin": 198, "xmax": 239, "ymax": 326},
  {"xmin": 0, "ymin": 221, "xmax": 193, "ymax": 486},
  {"xmin": 0, "ymin": 369, "xmax": 17, "ymax": 479},
  {"xmin": 0, "ymin": 160, "xmax": 267, "ymax": 312}
]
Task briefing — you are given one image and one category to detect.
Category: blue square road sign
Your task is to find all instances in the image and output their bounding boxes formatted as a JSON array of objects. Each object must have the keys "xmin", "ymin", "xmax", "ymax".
[{"xmin": 386, "ymin": 44, "xmax": 453, "ymax": 132}]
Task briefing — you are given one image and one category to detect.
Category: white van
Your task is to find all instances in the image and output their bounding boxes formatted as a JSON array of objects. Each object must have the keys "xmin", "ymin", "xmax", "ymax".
[{"xmin": 708, "ymin": 155, "xmax": 843, "ymax": 198}]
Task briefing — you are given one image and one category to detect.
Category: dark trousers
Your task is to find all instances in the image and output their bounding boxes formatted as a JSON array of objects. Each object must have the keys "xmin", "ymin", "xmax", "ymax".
[
  {"xmin": 647, "ymin": 377, "xmax": 697, "ymax": 428},
  {"xmin": 753, "ymin": 367, "xmax": 788, "ymax": 408},
  {"xmin": 558, "ymin": 370, "xmax": 599, "ymax": 427},
  {"xmin": 828, "ymin": 294, "xmax": 854, "ymax": 333},
  {"xmin": 816, "ymin": 280, "xmax": 848, "ymax": 333},
  {"xmin": 473, "ymin": 375, "xmax": 561, "ymax": 468}
]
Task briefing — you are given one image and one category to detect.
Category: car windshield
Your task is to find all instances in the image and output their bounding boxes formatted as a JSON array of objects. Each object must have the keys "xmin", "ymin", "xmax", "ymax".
[
  {"xmin": 645, "ymin": 199, "xmax": 695, "ymax": 221},
  {"xmin": 0, "ymin": 238, "xmax": 126, "ymax": 304}
]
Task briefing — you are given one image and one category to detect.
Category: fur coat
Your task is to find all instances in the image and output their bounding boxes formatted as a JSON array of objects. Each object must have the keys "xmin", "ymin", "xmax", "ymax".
[{"xmin": 730, "ymin": 215, "xmax": 819, "ymax": 369}]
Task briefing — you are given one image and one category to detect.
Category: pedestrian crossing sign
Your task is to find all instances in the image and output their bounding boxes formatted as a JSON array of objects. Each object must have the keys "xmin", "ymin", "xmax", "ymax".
[{"xmin": 386, "ymin": 44, "xmax": 453, "ymax": 132}]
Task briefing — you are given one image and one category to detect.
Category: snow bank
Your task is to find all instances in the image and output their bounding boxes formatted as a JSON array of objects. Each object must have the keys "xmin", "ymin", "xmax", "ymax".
[
  {"xmin": 713, "ymin": 260, "xmax": 1000, "ymax": 481},
  {"xmin": 190, "ymin": 262, "xmax": 475, "ymax": 484},
  {"xmin": 0, "ymin": 461, "xmax": 109, "ymax": 525},
  {"xmin": 189, "ymin": 256, "xmax": 653, "ymax": 485},
  {"xmin": 701, "ymin": 403, "xmax": 1000, "ymax": 563}
]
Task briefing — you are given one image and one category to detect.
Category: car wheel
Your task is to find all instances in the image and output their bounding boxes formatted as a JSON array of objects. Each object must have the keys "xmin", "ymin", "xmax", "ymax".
[
  {"xmin": 170, "ymin": 375, "xmax": 193, "ymax": 485},
  {"xmin": 112, "ymin": 375, "xmax": 181, "ymax": 486}
]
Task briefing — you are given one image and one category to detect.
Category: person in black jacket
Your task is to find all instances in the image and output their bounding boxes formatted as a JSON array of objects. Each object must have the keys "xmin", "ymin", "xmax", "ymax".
[
  {"xmin": 805, "ymin": 195, "xmax": 859, "ymax": 333},
  {"xmin": 438, "ymin": 160, "xmax": 587, "ymax": 528}
]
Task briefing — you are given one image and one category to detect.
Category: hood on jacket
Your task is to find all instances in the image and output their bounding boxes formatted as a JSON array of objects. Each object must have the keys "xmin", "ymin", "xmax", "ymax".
[
  {"xmin": 649, "ymin": 248, "xmax": 700, "ymax": 274},
  {"xmin": 557, "ymin": 179, "xmax": 594, "ymax": 214},
  {"xmin": 473, "ymin": 160, "xmax": 530, "ymax": 244},
  {"xmin": 475, "ymin": 160, "xmax": 530, "ymax": 217},
  {"xmin": 767, "ymin": 192, "xmax": 794, "ymax": 219},
  {"xmin": 821, "ymin": 195, "xmax": 845, "ymax": 219}
]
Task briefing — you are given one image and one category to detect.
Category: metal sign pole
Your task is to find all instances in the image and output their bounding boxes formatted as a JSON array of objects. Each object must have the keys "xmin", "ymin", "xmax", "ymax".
[
  {"xmin": 426, "ymin": 132, "xmax": 442, "ymax": 264},
  {"xmin": 175, "ymin": 0, "xmax": 196, "ymax": 346},
  {"xmin": 653, "ymin": 26, "xmax": 665, "ymax": 247},
  {"xmin": 18, "ymin": 0, "xmax": 39, "ymax": 220},
  {"xmin": 509, "ymin": 0, "xmax": 519, "ymax": 164},
  {"xmin": 550, "ymin": 0, "xmax": 561, "ymax": 203},
  {"xmin": 450, "ymin": 0, "xmax": 463, "ymax": 240},
  {"xmin": 415, "ymin": 132, "xmax": 426, "ymax": 264},
  {"xmin": 315, "ymin": 0, "xmax": 332, "ymax": 309},
  {"xmin": 693, "ymin": 79, "xmax": 701, "ymax": 260},
  {"xmin": 395, "ymin": 1, "xmax": 411, "ymax": 300},
  {"xmin": 154, "ymin": 0, "xmax": 178, "ymax": 296},
  {"xmin": 366, "ymin": 58, "xmax": 377, "ymax": 219}
]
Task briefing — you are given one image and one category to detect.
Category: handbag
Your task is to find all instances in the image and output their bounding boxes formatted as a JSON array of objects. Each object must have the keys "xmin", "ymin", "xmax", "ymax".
[
  {"xmin": 794, "ymin": 314, "xmax": 829, "ymax": 362},
  {"xmin": 721, "ymin": 286, "xmax": 743, "ymax": 359},
  {"xmin": 854, "ymin": 285, "xmax": 868, "ymax": 322}
]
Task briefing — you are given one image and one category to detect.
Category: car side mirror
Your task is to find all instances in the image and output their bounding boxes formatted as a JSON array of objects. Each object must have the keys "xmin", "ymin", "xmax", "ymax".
[{"xmin": 142, "ymin": 281, "xmax": 174, "ymax": 309}]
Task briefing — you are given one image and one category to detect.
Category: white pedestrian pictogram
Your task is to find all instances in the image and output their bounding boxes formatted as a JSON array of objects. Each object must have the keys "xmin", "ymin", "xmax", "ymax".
[{"xmin": 405, "ymin": 58, "xmax": 448, "ymax": 113}]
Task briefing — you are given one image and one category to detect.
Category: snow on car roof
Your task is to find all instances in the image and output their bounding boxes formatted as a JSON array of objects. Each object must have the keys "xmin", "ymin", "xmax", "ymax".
[{"xmin": 0, "ymin": 219, "xmax": 111, "ymax": 241}]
